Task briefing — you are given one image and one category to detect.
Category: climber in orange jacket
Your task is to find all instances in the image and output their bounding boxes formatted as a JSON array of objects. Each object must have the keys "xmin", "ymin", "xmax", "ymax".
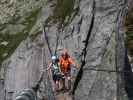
[{"xmin": 59, "ymin": 49, "xmax": 76, "ymax": 90}]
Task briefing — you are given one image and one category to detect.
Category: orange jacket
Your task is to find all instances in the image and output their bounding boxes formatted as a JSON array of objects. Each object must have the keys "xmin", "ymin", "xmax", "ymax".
[{"xmin": 59, "ymin": 56, "xmax": 74, "ymax": 73}]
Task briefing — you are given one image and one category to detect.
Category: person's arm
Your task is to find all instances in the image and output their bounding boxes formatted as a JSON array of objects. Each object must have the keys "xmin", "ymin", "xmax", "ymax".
[
  {"xmin": 69, "ymin": 57, "xmax": 75, "ymax": 66},
  {"xmin": 69, "ymin": 57, "xmax": 80, "ymax": 69},
  {"xmin": 58, "ymin": 63, "xmax": 62, "ymax": 73},
  {"xmin": 58, "ymin": 58, "xmax": 64, "ymax": 75},
  {"xmin": 76, "ymin": 63, "xmax": 80, "ymax": 69},
  {"xmin": 47, "ymin": 63, "xmax": 52, "ymax": 71},
  {"xmin": 47, "ymin": 63, "xmax": 53, "ymax": 78},
  {"xmin": 58, "ymin": 57, "xmax": 62, "ymax": 66}
]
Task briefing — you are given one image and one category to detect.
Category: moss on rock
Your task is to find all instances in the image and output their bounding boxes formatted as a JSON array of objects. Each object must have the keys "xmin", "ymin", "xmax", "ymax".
[
  {"xmin": 45, "ymin": 0, "xmax": 76, "ymax": 29},
  {"xmin": 125, "ymin": 7, "xmax": 133, "ymax": 55},
  {"xmin": 0, "ymin": 0, "xmax": 46, "ymax": 66},
  {"xmin": 0, "ymin": 8, "xmax": 40, "ymax": 65}
]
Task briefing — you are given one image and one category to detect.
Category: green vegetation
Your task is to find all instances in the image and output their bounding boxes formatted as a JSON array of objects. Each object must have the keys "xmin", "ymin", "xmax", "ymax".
[
  {"xmin": 0, "ymin": 8, "xmax": 40, "ymax": 65},
  {"xmin": 125, "ymin": 7, "xmax": 133, "ymax": 55},
  {"xmin": 0, "ymin": 0, "xmax": 78, "ymax": 66},
  {"xmin": 23, "ymin": 8, "xmax": 41, "ymax": 32},
  {"xmin": 0, "ymin": 33, "xmax": 27, "ymax": 62},
  {"xmin": 45, "ymin": 0, "xmax": 76, "ymax": 29},
  {"xmin": 126, "ymin": 32, "xmax": 133, "ymax": 41}
]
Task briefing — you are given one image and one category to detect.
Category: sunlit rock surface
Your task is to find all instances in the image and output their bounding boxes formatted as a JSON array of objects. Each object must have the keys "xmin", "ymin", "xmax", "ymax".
[{"xmin": 0, "ymin": 0, "xmax": 131, "ymax": 100}]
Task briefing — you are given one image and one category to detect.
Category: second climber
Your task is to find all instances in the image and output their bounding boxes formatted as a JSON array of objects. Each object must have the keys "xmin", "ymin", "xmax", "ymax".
[{"xmin": 59, "ymin": 49, "xmax": 76, "ymax": 91}]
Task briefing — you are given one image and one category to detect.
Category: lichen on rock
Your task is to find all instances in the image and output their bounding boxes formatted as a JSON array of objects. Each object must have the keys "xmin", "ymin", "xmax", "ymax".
[{"xmin": 0, "ymin": 0, "xmax": 46, "ymax": 66}]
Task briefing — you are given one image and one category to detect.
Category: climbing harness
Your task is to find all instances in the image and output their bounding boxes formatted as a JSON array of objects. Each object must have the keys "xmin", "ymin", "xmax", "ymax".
[{"xmin": 51, "ymin": 63, "xmax": 60, "ymax": 75}]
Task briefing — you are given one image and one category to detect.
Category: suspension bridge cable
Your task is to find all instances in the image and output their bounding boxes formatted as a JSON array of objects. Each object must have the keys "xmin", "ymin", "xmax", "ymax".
[
  {"xmin": 42, "ymin": 25, "xmax": 55, "ymax": 100},
  {"xmin": 43, "ymin": 26, "xmax": 53, "ymax": 57},
  {"xmin": 54, "ymin": 29, "xmax": 60, "ymax": 56},
  {"xmin": 54, "ymin": 25, "xmax": 63, "ymax": 55}
]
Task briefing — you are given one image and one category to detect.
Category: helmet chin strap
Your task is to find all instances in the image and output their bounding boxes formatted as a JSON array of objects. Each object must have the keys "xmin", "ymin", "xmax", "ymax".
[{"xmin": 52, "ymin": 60, "xmax": 56, "ymax": 63}]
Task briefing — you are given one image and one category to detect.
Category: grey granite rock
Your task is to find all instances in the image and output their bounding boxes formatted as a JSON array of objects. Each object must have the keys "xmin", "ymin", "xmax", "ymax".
[{"xmin": 0, "ymin": 0, "xmax": 131, "ymax": 100}]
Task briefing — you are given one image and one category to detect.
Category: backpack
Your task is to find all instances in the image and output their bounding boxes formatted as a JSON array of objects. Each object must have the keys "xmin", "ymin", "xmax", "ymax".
[
  {"xmin": 60, "ymin": 57, "xmax": 73, "ymax": 73},
  {"xmin": 51, "ymin": 63, "xmax": 60, "ymax": 75}
]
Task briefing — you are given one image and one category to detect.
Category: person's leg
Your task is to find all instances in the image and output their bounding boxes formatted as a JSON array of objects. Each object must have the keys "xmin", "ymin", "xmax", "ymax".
[
  {"xmin": 62, "ymin": 76, "xmax": 66, "ymax": 90},
  {"xmin": 51, "ymin": 79, "xmax": 56, "ymax": 92},
  {"xmin": 53, "ymin": 75, "xmax": 58, "ymax": 92},
  {"xmin": 60, "ymin": 73, "xmax": 65, "ymax": 90},
  {"xmin": 55, "ymin": 80, "xmax": 59, "ymax": 91},
  {"xmin": 65, "ymin": 71, "xmax": 71, "ymax": 90},
  {"xmin": 55, "ymin": 75, "xmax": 61, "ymax": 91},
  {"xmin": 58, "ymin": 74, "xmax": 62, "ymax": 90},
  {"xmin": 67, "ymin": 76, "xmax": 71, "ymax": 90}
]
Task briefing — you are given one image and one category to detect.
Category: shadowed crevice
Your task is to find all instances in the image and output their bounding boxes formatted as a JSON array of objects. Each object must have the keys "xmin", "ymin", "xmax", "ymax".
[{"xmin": 72, "ymin": 0, "xmax": 96, "ymax": 95}]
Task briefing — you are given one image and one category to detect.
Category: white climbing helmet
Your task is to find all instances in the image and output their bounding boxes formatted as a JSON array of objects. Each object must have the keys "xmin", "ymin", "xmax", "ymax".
[{"xmin": 52, "ymin": 56, "xmax": 56, "ymax": 60}]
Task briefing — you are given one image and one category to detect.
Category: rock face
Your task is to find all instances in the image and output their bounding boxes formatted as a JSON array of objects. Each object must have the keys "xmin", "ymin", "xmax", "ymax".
[
  {"xmin": 0, "ymin": 0, "xmax": 131, "ymax": 100},
  {"xmin": 73, "ymin": 0, "xmax": 128, "ymax": 100}
]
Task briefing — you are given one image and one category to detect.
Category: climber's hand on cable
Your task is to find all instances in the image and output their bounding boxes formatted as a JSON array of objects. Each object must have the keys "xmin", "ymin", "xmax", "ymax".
[
  {"xmin": 72, "ymin": 64, "xmax": 80, "ymax": 69},
  {"xmin": 76, "ymin": 64, "xmax": 80, "ymax": 69},
  {"xmin": 61, "ymin": 72, "xmax": 64, "ymax": 76}
]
